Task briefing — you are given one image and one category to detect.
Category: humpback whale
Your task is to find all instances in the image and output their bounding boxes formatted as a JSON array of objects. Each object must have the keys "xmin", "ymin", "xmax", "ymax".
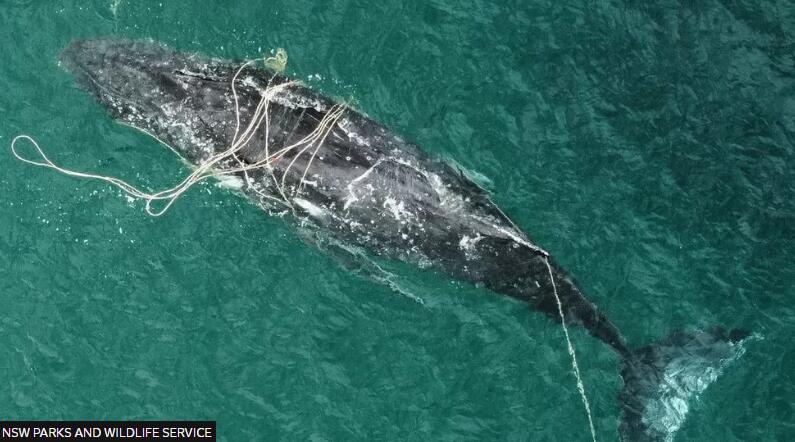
[{"xmin": 19, "ymin": 38, "xmax": 750, "ymax": 441}]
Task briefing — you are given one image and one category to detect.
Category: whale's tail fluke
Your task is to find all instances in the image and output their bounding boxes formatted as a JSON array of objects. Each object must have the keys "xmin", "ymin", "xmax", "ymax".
[
  {"xmin": 617, "ymin": 327, "xmax": 751, "ymax": 441},
  {"xmin": 528, "ymin": 256, "xmax": 752, "ymax": 441}
]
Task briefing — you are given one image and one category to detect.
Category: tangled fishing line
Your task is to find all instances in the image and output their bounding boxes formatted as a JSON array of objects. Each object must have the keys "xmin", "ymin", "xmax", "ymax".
[
  {"xmin": 11, "ymin": 49, "xmax": 346, "ymax": 216},
  {"xmin": 10, "ymin": 48, "xmax": 596, "ymax": 441}
]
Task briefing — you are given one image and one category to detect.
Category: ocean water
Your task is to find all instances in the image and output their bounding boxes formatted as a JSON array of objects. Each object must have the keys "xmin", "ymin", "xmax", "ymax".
[{"xmin": 1, "ymin": 1, "xmax": 793, "ymax": 440}]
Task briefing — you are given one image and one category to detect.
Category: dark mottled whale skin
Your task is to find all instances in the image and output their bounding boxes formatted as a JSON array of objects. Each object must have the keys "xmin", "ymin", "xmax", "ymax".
[{"xmin": 58, "ymin": 38, "xmax": 750, "ymax": 441}]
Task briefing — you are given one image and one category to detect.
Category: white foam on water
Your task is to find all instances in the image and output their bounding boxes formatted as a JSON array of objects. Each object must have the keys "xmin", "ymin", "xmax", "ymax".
[{"xmin": 214, "ymin": 174, "xmax": 245, "ymax": 190}]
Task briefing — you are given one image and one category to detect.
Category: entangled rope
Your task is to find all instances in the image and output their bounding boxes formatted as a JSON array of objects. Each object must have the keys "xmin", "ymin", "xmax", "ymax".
[{"xmin": 11, "ymin": 55, "xmax": 347, "ymax": 216}]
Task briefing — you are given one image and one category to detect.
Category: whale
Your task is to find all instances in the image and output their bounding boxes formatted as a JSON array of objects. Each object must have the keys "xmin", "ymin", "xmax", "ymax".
[{"xmin": 45, "ymin": 38, "xmax": 749, "ymax": 441}]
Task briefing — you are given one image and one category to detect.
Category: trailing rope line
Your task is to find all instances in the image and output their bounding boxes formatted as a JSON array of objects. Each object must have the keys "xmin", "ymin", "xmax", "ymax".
[{"xmin": 543, "ymin": 255, "xmax": 597, "ymax": 442}]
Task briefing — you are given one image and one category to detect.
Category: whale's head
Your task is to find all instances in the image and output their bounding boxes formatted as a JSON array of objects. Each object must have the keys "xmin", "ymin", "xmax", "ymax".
[{"xmin": 59, "ymin": 38, "xmax": 269, "ymax": 163}]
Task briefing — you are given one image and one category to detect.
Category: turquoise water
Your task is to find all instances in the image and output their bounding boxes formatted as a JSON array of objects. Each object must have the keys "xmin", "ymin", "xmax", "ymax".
[{"xmin": 1, "ymin": 1, "xmax": 794, "ymax": 440}]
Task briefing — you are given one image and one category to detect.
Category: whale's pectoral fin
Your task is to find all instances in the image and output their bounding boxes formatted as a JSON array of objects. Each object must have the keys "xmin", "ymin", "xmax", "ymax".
[
  {"xmin": 294, "ymin": 227, "xmax": 425, "ymax": 304},
  {"xmin": 619, "ymin": 327, "xmax": 753, "ymax": 441}
]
